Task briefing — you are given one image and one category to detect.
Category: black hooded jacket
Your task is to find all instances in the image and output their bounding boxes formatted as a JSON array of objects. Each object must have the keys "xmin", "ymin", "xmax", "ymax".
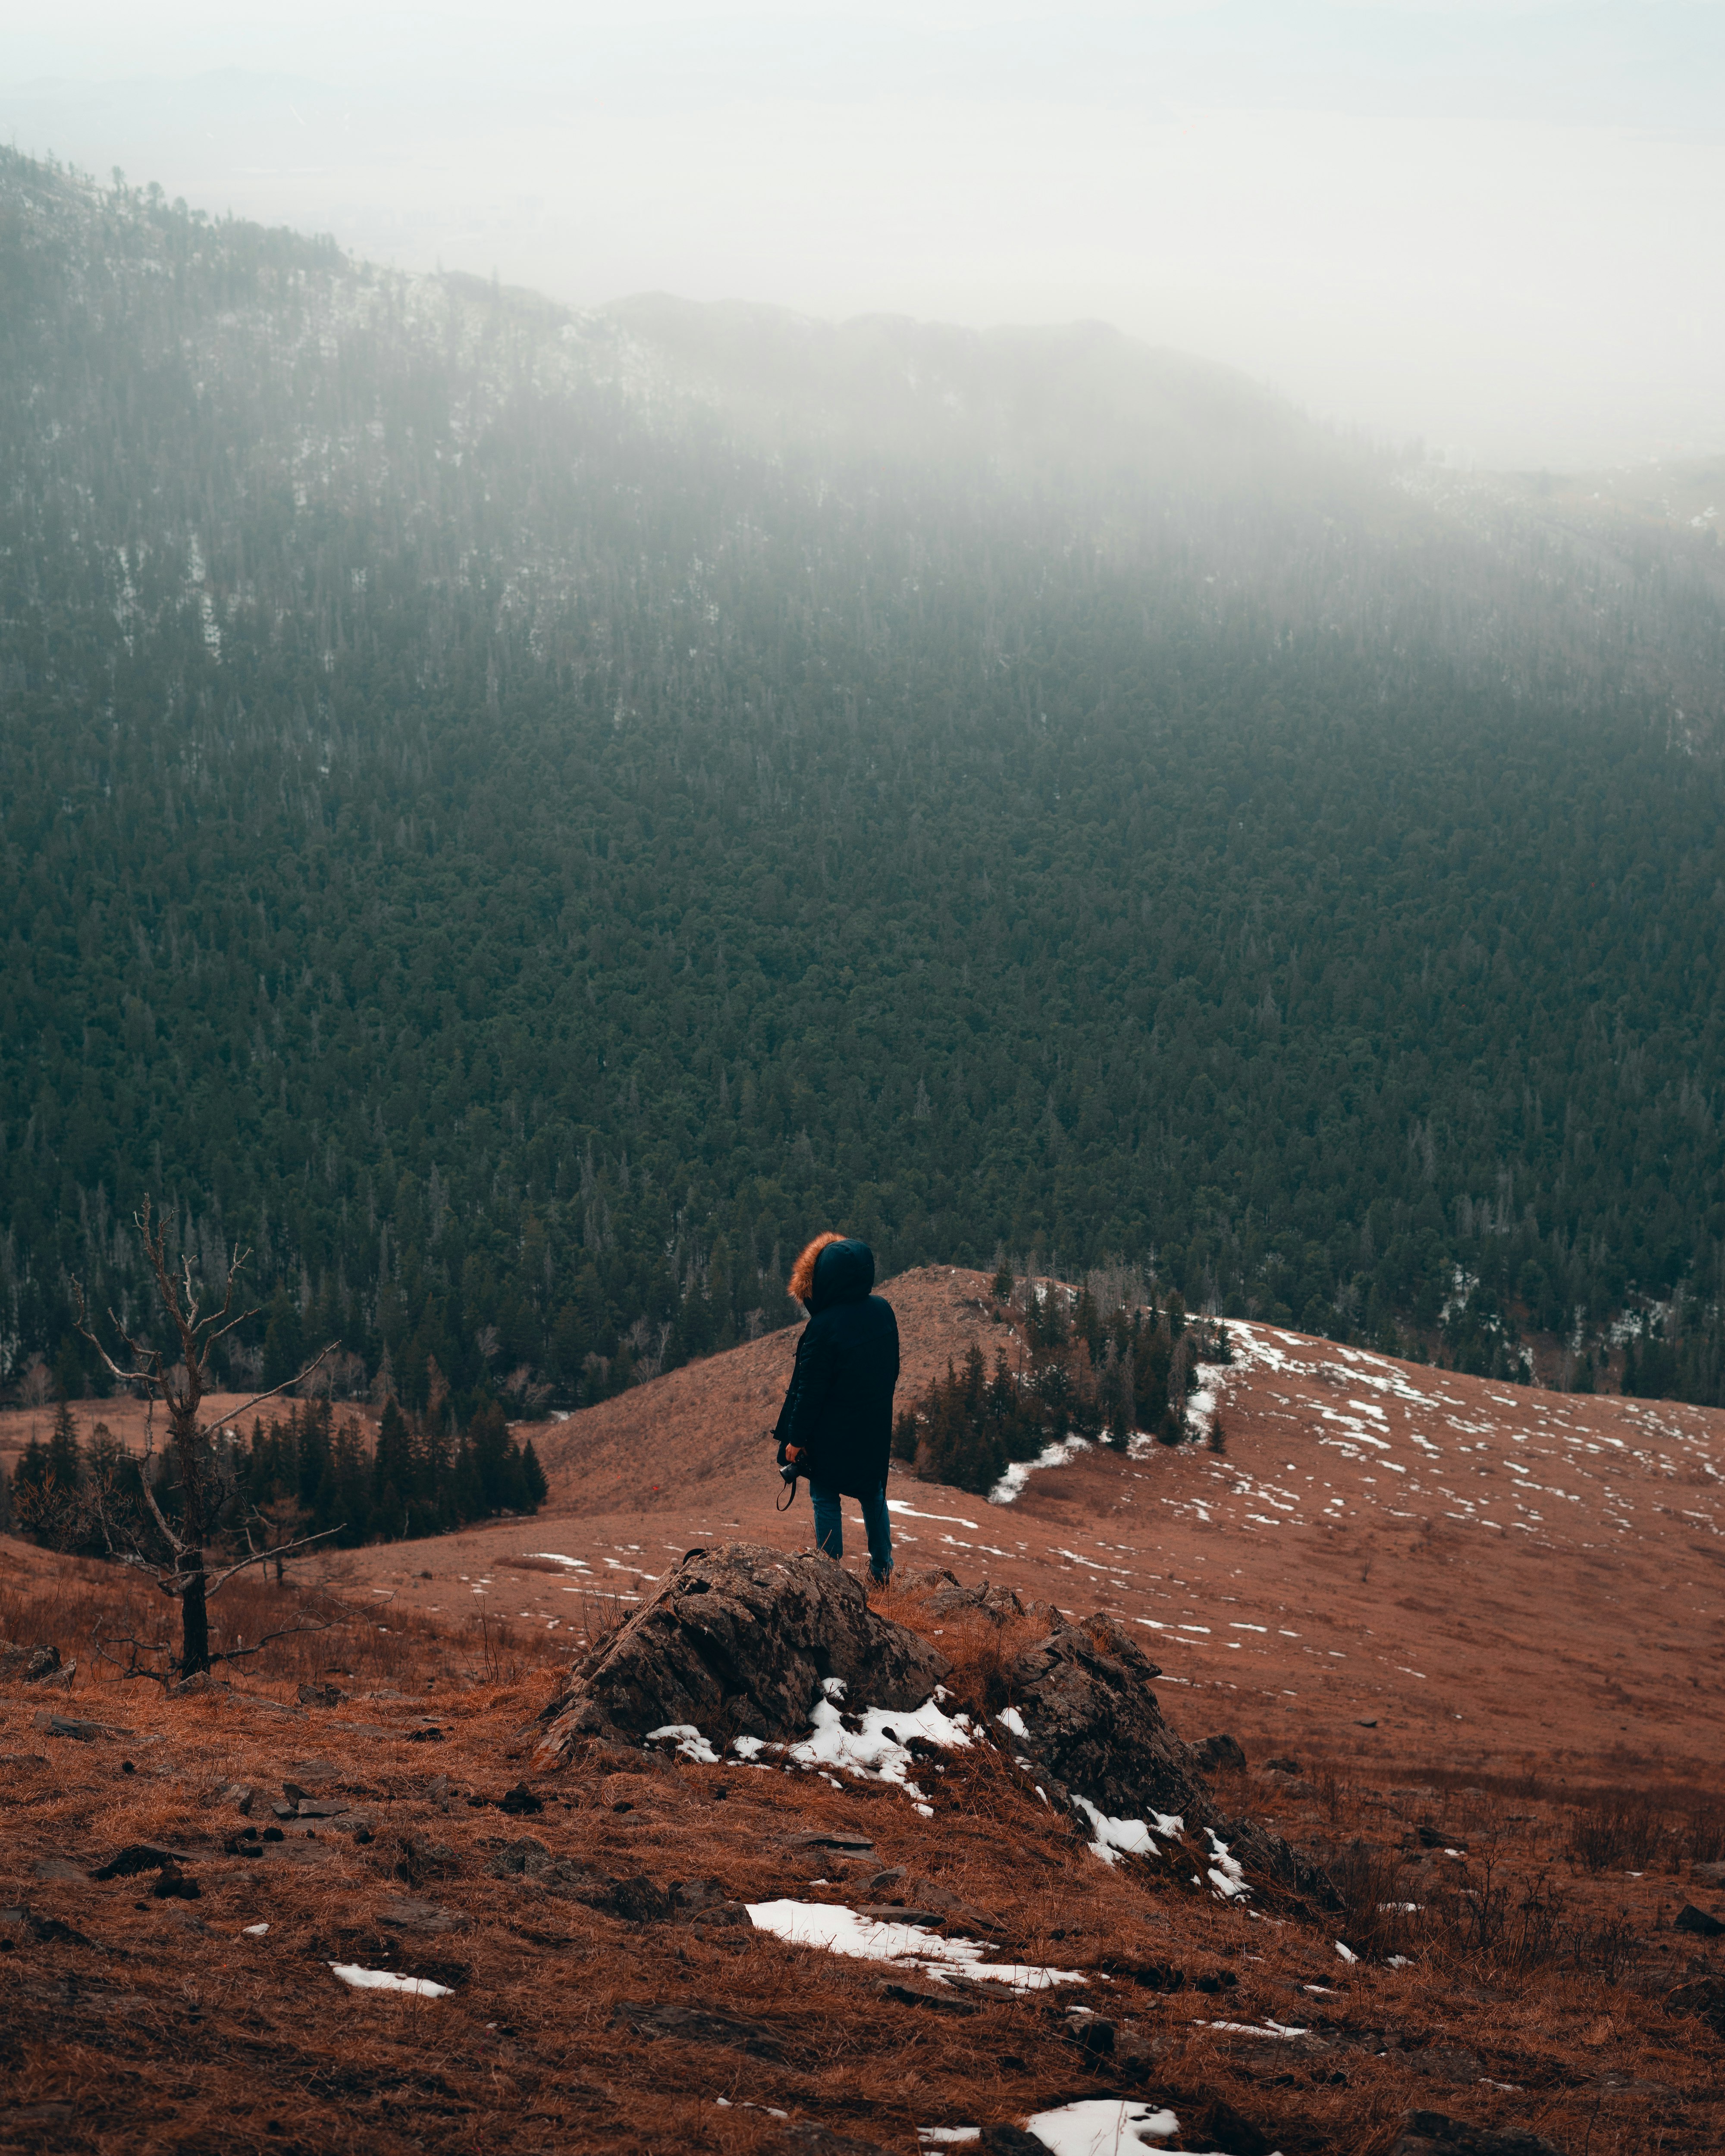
[{"xmin": 772, "ymin": 1239, "xmax": 900, "ymax": 1498}]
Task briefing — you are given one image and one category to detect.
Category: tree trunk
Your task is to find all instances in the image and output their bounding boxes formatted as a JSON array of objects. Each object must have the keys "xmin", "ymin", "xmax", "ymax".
[{"xmin": 180, "ymin": 1553, "xmax": 211, "ymax": 1676}]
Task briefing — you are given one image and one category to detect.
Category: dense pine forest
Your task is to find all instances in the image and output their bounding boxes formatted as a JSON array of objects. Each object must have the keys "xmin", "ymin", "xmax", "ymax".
[{"xmin": 3, "ymin": 148, "xmax": 1724, "ymax": 1441}]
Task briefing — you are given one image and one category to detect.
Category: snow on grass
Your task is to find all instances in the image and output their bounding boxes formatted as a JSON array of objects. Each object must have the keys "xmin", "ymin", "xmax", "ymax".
[
  {"xmin": 996, "ymin": 1706, "xmax": 1028, "ymax": 1738},
  {"xmin": 745, "ymin": 1900, "xmax": 1085, "ymax": 1992},
  {"xmin": 888, "ymin": 1500, "xmax": 980, "ymax": 1527},
  {"xmin": 644, "ymin": 1722, "xmax": 721, "ymax": 1765},
  {"xmin": 1022, "ymin": 2100, "xmax": 1201, "ymax": 2154},
  {"xmin": 242, "ymin": 1922, "xmax": 268, "ymax": 1937},
  {"xmin": 328, "ymin": 1963, "xmax": 451, "ymax": 1998},
  {"xmin": 1073, "ymin": 1793, "xmax": 1183, "ymax": 1866},
  {"xmin": 730, "ymin": 1677, "xmax": 974, "ymax": 1807},
  {"xmin": 1204, "ymin": 1830, "xmax": 1250, "ymax": 1901},
  {"xmin": 989, "ymin": 1434, "xmax": 1091, "ymax": 1505},
  {"xmin": 529, "ymin": 1552, "xmax": 591, "ymax": 1570}
]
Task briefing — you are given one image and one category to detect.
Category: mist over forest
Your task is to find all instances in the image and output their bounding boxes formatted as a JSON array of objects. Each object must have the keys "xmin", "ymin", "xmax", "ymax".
[{"xmin": 3, "ymin": 150, "xmax": 1724, "ymax": 1432}]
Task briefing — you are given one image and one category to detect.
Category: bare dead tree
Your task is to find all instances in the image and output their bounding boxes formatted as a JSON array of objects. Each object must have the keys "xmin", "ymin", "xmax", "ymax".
[{"xmin": 73, "ymin": 1196, "xmax": 342, "ymax": 1679}]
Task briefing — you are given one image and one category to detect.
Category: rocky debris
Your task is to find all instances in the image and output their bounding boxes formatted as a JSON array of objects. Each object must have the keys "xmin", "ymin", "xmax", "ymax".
[
  {"xmin": 611, "ymin": 1998, "xmax": 788, "ymax": 2058},
  {"xmin": 537, "ymin": 1543, "xmax": 950, "ymax": 1762},
  {"xmin": 1008, "ymin": 1616, "xmax": 1217, "ymax": 1827},
  {"xmin": 1, "ymin": 1642, "xmax": 64, "ymax": 1683},
  {"xmin": 1389, "ymin": 2114, "xmax": 1568, "ymax": 2156},
  {"xmin": 151, "ymin": 1868, "xmax": 201, "ymax": 1901},
  {"xmin": 297, "ymin": 1683, "xmax": 344, "ymax": 1707},
  {"xmin": 380, "ymin": 1896, "xmax": 467, "ymax": 1934},
  {"xmin": 1, "ymin": 1905, "xmax": 97, "ymax": 1949},
  {"xmin": 1189, "ymin": 1733, "xmax": 1247, "ymax": 1775},
  {"xmin": 1059, "ymin": 2003, "xmax": 1116, "ymax": 2056},
  {"xmin": 91, "ymin": 1844, "xmax": 194, "ymax": 1882},
  {"xmin": 31, "ymin": 1711, "xmax": 133, "ymax": 1743},
  {"xmin": 485, "ymin": 1835, "xmax": 670, "ymax": 1923},
  {"xmin": 979, "ymin": 2129, "xmax": 1048, "ymax": 2156},
  {"xmin": 778, "ymin": 2125, "xmax": 890, "ymax": 2156},
  {"xmin": 1261, "ymin": 1755, "xmax": 1302, "ymax": 1774},
  {"xmin": 1665, "ymin": 1974, "xmax": 1725, "ymax": 2039},
  {"xmin": 33, "ymin": 1858, "xmax": 85, "ymax": 1883},
  {"xmin": 395, "ymin": 1833, "xmax": 463, "ymax": 1884},
  {"xmin": 903, "ymin": 1568, "xmax": 1027, "ymax": 1626},
  {"xmin": 875, "ymin": 1977, "xmax": 978, "ymax": 2014},
  {"xmin": 1673, "ymin": 1902, "xmax": 1724, "ymax": 1938},
  {"xmin": 668, "ymin": 1877, "xmax": 752, "ymax": 1928},
  {"xmin": 862, "ymin": 1868, "xmax": 997, "ymax": 1932},
  {"xmin": 499, "ymin": 1780, "xmax": 543, "ymax": 1815},
  {"xmin": 786, "ymin": 1831, "xmax": 875, "ymax": 1855},
  {"xmin": 1692, "ymin": 1860, "xmax": 1725, "ymax": 1887}
]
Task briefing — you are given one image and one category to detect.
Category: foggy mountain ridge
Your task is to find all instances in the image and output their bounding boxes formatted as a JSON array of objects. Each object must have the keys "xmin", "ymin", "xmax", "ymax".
[
  {"xmin": 3, "ymin": 150, "xmax": 1719, "ymax": 734},
  {"xmin": 2, "ymin": 146, "xmax": 1723, "ymax": 1435}
]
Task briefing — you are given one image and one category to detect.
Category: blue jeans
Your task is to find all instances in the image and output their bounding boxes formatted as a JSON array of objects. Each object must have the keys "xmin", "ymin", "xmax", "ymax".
[{"xmin": 810, "ymin": 1482, "xmax": 893, "ymax": 1583}]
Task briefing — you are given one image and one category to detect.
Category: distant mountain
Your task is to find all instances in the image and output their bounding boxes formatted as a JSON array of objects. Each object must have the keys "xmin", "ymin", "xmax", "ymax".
[{"xmin": 1, "ymin": 148, "xmax": 1722, "ymax": 1428}]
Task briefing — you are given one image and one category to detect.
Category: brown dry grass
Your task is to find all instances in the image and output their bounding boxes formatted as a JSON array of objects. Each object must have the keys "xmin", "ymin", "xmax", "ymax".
[{"xmin": 2, "ymin": 1550, "xmax": 1722, "ymax": 2155}]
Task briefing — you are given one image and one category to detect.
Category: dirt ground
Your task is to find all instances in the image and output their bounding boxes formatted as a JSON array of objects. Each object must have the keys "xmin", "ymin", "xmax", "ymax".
[{"xmin": 4, "ymin": 1275, "xmax": 1724, "ymax": 2152}]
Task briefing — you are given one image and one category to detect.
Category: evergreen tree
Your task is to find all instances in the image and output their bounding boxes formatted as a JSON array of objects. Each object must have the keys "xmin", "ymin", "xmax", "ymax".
[
  {"xmin": 521, "ymin": 1440, "xmax": 549, "ymax": 1511},
  {"xmin": 372, "ymin": 1397, "xmax": 413, "ymax": 1526}
]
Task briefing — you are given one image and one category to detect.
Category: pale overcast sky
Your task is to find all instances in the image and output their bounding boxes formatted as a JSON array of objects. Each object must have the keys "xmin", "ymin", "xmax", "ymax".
[{"xmin": 4, "ymin": 3, "xmax": 1722, "ymax": 467}]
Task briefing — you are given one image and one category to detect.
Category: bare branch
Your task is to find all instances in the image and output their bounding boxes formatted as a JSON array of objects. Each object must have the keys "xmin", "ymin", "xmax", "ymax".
[
  {"xmin": 208, "ymin": 1617, "xmax": 337, "ymax": 1665},
  {"xmin": 216, "ymin": 1340, "xmax": 339, "ymax": 1429},
  {"xmin": 204, "ymin": 1524, "xmax": 343, "ymax": 1596},
  {"xmin": 91, "ymin": 1620, "xmax": 174, "ymax": 1687},
  {"xmin": 72, "ymin": 1279, "xmax": 158, "ymax": 1388}
]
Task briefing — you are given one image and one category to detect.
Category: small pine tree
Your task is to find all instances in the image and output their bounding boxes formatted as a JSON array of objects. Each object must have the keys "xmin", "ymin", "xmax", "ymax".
[
  {"xmin": 45, "ymin": 1398, "xmax": 82, "ymax": 1495},
  {"xmin": 521, "ymin": 1438, "xmax": 548, "ymax": 1510},
  {"xmin": 1208, "ymin": 1413, "xmax": 1226, "ymax": 1455},
  {"xmin": 990, "ymin": 1262, "xmax": 1013, "ymax": 1304},
  {"xmin": 372, "ymin": 1396, "xmax": 412, "ymax": 1529}
]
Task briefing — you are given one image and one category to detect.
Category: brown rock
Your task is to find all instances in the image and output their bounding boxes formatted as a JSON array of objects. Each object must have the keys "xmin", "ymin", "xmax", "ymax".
[
  {"xmin": 610, "ymin": 1998, "xmax": 787, "ymax": 2057},
  {"xmin": 379, "ymin": 1896, "xmax": 467, "ymax": 1934},
  {"xmin": 1007, "ymin": 1614, "xmax": 1212, "ymax": 1825},
  {"xmin": 1389, "ymin": 2114, "xmax": 1568, "ymax": 2156},
  {"xmin": 31, "ymin": 1711, "xmax": 132, "ymax": 1743},
  {"xmin": 536, "ymin": 1543, "xmax": 950, "ymax": 1762}
]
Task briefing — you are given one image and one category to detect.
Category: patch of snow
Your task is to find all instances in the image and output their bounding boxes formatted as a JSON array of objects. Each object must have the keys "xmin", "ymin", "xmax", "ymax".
[
  {"xmin": 989, "ymin": 1434, "xmax": 1091, "ymax": 1505},
  {"xmin": 726, "ymin": 1682, "xmax": 974, "ymax": 1805},
  {"xmin": 745, "ymin": 1900, "xmax": 1086, "ymax": 1992},
  {"xmin": 329, "ymin": 1962, "xmax": 451, "ymax": 1998},
  {"xmin": 1022, "ymin": 2100, "xmax": 1189, "ymax": 2154},
  {"xmin": 918, "ymin": 2132, "xmax": 982, "ymax": 2147},
  {"xmin": 1074, "ymin": 1793, "xmax": 1181, "ymax": 1866},
  {"xmin": 888, "ymin": 1500, "xmax": 980, "ymax": 1527},
  {"xmin": 530, "ymin": 1552, "xmax": 590, "ymax": 1569},
  {"xmin": 645, "ymin": 1722, "xmax": 721, "ymax": 1765},
  {"xmin": 242, "ymin": 1922, "xmax": 269, "ymax": 1937},
  {"xmin": 996, "ymin": 1706, "xmax": 1029, "ymax": 1738},
  {"xmin": 1335, "ymin": 1941, "xmax": 1359, "ymax": 1964},
  {"xmin": 1205, "ymin": 1830, "xmax": 1250, "ymax": 1901}
]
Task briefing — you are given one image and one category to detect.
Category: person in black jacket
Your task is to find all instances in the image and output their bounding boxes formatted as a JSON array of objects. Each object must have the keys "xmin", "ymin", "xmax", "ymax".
[{"xmin": 773, "ymin": 1232, "xmax": 900, "ymax": 1584}]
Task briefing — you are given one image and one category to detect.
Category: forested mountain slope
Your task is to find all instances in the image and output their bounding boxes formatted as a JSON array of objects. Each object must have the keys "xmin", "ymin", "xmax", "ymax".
[{"xmin": 2, "ymin": 150, "xmax": 1722, "ymax": 1425}]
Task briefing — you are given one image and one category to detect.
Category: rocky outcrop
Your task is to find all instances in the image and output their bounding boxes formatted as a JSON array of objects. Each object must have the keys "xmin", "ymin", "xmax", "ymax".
[
  {"xmin": 536, "ymin": 1543, "xmax": 951, "ymax": 1763},
  {"xmin": 1009, "ymin": 1615, "xmax": 1217, "ymax": 1827},
  {"xmin": 1008, "ymin": 1614, "xmax": 1335, "ymax": 1908}
]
